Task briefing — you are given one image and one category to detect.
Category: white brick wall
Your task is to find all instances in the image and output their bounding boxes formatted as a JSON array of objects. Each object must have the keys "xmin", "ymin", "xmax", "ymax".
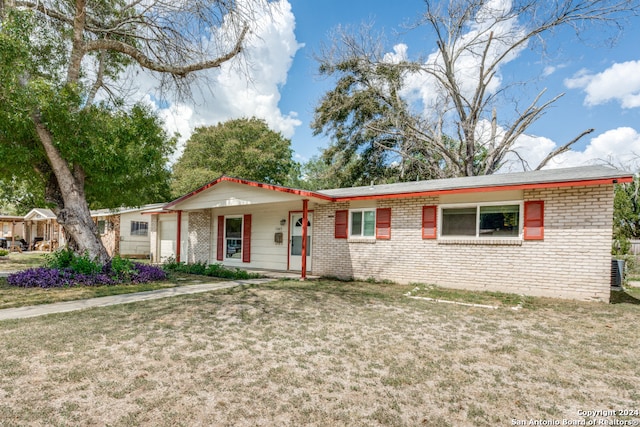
[
  {"xmin": 188, "ymin": 211, "xmax": 211, "ymax": 263},
  {"xmin": 313, "ymin": 185, "xmax": 614, "ymax": 302}
]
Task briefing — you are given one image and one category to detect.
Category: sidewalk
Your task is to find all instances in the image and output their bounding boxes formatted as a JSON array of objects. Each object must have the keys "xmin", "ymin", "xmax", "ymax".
[{"xmin": 0, "ymin": 278, "xmax": 273, "ymax": 321}]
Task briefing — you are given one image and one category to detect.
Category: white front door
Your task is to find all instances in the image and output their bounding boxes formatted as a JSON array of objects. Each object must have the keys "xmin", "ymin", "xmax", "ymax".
[{"xmin": 289, "ymin": 213, "xmax": 312, "ymax": 271}]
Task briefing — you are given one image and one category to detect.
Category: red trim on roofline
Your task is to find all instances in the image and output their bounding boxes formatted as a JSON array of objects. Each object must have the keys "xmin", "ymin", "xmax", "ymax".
[
  {"xmin": 164, "ymin": 176, "xmax": 333, "ymax": 209},
  {"xmin": 162, "ymin": 174, "xmax": 632, "ymax": 208},
  {"xmin": 330, "ymin": 177, "xmax": 632, "ymax": 202}
]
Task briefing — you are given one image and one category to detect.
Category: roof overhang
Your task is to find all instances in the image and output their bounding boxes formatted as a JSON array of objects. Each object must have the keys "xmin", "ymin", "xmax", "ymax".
[
  {"xmin": 160, "ymin": 167, "xmax": 633, "ymax": 209},
  {"xmin": 164, "ymin": 176, "xmax": 333, "ymax": 210},
  {"xmin": 23, "ymin": 208, "xmax": 56, "ymax": 221},
  {"xmin": 328, "ymin": 176, "xmax": 632, "ymax": 201}
]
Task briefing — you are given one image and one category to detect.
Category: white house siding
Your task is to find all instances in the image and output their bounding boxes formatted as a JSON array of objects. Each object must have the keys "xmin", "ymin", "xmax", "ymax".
[
  {"xmin": 175, "ymin": 181, "xmax": 306, "ymax": 210},
  {"xmin": 119, "ymin": 211, "xmax": 153, "ymax": 256},
  {"xmin": 312, "ymin": 185, "xmax": 614, "ymax": 302}
]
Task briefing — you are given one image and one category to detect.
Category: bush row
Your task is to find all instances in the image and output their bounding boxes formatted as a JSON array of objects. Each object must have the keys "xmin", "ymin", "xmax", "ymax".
[
  {"xmin": 162, "ymin": 259, "xmax": 261, "ymax": 280},
  {"xmin": 6, "ymin": 249, "xmax": 166, "ymax": 288}
]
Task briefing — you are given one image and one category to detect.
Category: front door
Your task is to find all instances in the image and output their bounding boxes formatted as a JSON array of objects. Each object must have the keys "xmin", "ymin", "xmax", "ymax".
[{"xmin": 289, "ymin": 213, "xmax": 312, "ymax": 271}]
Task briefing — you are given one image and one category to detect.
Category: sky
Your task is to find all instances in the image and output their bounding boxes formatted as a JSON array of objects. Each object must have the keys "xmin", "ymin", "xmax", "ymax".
[{"xmin": 149, "ymin": 0, "xmax": 640, "ymax": 172}]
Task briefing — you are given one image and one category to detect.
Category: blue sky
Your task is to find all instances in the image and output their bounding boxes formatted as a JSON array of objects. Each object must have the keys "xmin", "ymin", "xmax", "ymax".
[{"xmin": 154, "ymin": 0, "xmax": 640, "ymax": 171}]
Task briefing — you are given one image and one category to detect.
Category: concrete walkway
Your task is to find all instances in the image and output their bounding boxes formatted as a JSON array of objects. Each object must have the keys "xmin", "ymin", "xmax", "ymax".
[{"xmin": 0, "ymin": 278, "xmax": 273, "ymax": 321}]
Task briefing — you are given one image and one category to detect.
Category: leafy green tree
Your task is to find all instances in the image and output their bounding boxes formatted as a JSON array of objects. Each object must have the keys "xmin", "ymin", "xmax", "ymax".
[
  {"xmin": 0, "ymin": 1, "xmax": 263, "ymax": 263},
  {"xmin": 171, "ymin": 118, "xmax": 296, "ymax": 197},
  {"xmin": 613, "ymin": 175, "xmax": 640, "ymax": 254},
  {"xmin": 313, "ymin": 1, "xmax": 638, "ymax": 185}
]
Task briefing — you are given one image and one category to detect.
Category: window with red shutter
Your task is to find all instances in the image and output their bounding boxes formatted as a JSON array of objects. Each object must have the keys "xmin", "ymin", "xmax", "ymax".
[
  {"xmin": 524, "ymin": 201, "xmax": 544, "ymax": 240},
  {"xmin": 376, "ymin": 208, "xmax": 391, "ymax": 239},
  {"xmin": 422, "ymin": 206, "xmax": 437, "ymax": 239},
  {"xmin": 335, "ymin": 210, "xmax": 348, "ymax": 239},
  {"xmin": 216, "ymin": 215, "xmax": 224, "ymax": 261}
]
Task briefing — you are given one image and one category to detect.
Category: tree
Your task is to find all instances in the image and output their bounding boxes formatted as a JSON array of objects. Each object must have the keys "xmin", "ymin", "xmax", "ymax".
[
  {"xmin": 313, "ymin": 0, "xmax": 639, "ymax": 184},
  {"xmin": 613, "ymin": 174, "xmax": 640, "ymax": 253},
  {"xmin": 171, "ymin": 118, "xmax": 296, "ymax": 197},
  {"xmin": 0, "ymin": 1, "xmax": 267, "ymax": 264}
]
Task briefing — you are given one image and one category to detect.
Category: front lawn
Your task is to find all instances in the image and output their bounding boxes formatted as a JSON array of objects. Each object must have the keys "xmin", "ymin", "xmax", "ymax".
[{"xmin": 0, "ymin": 279, "xmax": 638, "ymax": 426}]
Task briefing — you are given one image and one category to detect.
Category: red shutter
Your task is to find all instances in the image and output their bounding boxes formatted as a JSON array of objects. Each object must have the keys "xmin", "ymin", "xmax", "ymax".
[
  {"xmin": 216, "ymin": 216, "xmax": 224, "ymax": 261},
  {"xmin": 242, "ymin": 214, "xmax": 251, "ymax": 263},
  {"xmin": 524, "ymin": 201, "xmax": 544, "ymax": 240},
  {"xmin": 335, "ymin": 210, "xmax": 348, "ymax": 239},
  {"xmin": 422, "ymin": 206, "xmax": 437, "ymax": 239},
  {"xmin": 376, "ymin": 208, "xmax": 391, "ymax": 240}
]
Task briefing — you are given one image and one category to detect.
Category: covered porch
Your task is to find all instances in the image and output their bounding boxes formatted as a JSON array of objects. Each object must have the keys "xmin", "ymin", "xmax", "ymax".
[
  {"xmin": 23, "ymin": 209, "xmax": 65, "ymax": 251},
  {"xmin": 152, "ymin": 177, "xmax": 332, "ymax": 279}
]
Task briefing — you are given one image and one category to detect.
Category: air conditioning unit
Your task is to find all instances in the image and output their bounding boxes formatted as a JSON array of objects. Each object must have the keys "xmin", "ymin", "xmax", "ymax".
[{"xmin": 611, "ymin": 259, "xmax": 625, "ymax": 289}]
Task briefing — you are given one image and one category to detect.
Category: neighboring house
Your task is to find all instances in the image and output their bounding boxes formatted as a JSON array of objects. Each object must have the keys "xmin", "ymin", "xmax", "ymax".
[
  {"xmin": 0, "ymin": 215, "xmax": 25, "ymax": 240},
  {"xmin": 148, "ymin": 166, "xmax": 632, "ymax": 302},
  {"xmin": 0, "ymin": 215, "xmax": 26, "ymax": 250},
  {"xmin": 91, "ymin": 203, "xmax": 164, "ymax": 258},
  {"xmin": 23, "ymin": 208, "xmax": 65, "ymax": 250}
]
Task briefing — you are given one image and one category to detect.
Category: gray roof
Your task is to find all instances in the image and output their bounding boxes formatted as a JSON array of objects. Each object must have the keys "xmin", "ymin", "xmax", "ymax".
[
  {"xmin": 91, "ymin": 203, "xmax": 166, "ymax": 217},
  {"xmin": 318, "ymin": 166, "xmax": 631, "ymax": 198}
]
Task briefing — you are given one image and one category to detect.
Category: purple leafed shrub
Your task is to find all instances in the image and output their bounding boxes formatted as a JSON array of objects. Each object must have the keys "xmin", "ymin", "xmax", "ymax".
[{"xmin": 7, "ymin": 263, "xmax": 166, "ymax": 288}]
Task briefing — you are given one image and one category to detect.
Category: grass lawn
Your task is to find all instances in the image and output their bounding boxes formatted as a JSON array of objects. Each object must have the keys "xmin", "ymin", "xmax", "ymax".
[
  {"xmin": 0, "ymin": 280, "xmax": 638, "ymax": 426},
  {"xmin": 0, "ymin": 251, "xmax": 48, "ymax": 271}
]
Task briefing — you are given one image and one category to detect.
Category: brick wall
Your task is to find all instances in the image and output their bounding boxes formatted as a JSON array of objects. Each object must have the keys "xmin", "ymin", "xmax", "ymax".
[
  {"xmin": 313, "ymin": 185, "xmax": 614, "ymax": 302},
  {"xmin": 187, "ymin": 210, "xmax": 211, "ymax": 263}
]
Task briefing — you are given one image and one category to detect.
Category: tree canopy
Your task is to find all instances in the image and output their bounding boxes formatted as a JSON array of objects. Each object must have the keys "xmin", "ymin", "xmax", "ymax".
[
  {"xmin": 313, "ymin": 0, "xmax": 639, "ymax": 186},
  {"xmin": 171, "ymin": 118, "xmax": 296, "ymax": 197},
  {"xmin": 0, "ymin": 1, "xmax": 268, "ymax": 262}
]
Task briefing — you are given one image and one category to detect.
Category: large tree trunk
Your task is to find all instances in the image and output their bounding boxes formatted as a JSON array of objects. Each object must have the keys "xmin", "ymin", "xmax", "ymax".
[{"xmin": 32, "ymin": 113, "xmax": 110, "ymax": 265}]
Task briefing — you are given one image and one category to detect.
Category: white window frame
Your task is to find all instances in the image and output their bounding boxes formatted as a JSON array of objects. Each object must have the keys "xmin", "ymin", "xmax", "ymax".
[
  {"xmin": 224, "ymin": 215, "xmax": 243, "ymax": 262},
  {"xmin": 348, "ymin": 208, "xmax": 376, "ymax": 239},
  {"xmin": 438, "ymin": 201, "xmax": 524, "ymax": 240},
  {"xmin": 130, "ymin": 221, "xmax": 149, "ymax": 236}
]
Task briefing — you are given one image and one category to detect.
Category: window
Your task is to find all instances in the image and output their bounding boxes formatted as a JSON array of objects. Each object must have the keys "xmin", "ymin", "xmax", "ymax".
[
  {"xmin": 130, "ymin": 221, "xmax": 149, "ymax": 236},
  {"xmin": 350, "ymin": 209, "xmax": 376, "ymax": 237},
  {"xmin": 97, "ymin": 220, "xmax": 106, "ymax": 235},
  {"xmin": 217, "ymin": 214, "xmax": 251, "ymax": 262},
  {"xmin": 440, "ymin": 202, "xmax": 521, "ymax": 238},
  {"xmin": 225, "ymin": 217, "xmax": 243, "ymax": 259}
]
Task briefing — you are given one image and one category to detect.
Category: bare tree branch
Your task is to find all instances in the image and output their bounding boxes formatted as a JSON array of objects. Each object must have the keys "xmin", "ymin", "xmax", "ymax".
[{"xmin": 535, "ymin": 128, "xmax": 595, "ymax": 170}]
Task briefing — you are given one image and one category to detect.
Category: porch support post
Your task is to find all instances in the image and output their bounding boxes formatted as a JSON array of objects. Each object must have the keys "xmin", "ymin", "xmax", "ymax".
[
  {"xmin": 176, "ymin": 210, "xmax": 182, "ymax": 263},
  {"xmin": 301, "ymin": 199, "xmax": 308, "ymax": 280}
]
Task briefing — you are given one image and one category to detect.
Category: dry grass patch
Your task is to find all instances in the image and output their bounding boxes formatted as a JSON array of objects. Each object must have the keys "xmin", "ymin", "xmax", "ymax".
[
  {"xmin": 0, "ymin": 252, "xmax": 47, "ymax": 271},
  {"xmin": 0, "ymin": 280, "xmax": 638, "ymax": 426}
]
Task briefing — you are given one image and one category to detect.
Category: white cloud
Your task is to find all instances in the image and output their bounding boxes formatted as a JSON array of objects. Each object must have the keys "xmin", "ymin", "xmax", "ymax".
[
  {"xmin": 565, "ymin": 60, "xmax": 640, "ymax": 108},
  {"xmin": 501, "ymin": 127, "xmax": 640, "ymax": 172},
  {"xmin": 127, "ymin": 0, "xmax": 302, "ymax": 161}
]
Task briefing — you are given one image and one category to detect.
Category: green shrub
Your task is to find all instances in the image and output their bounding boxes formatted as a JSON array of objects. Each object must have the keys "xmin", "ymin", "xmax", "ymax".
[
  {"xmin": 0, "ymin": 249, "xmax": 9, "ymax": 257},
  {"xmin": 44, "ymin": 247, "xmax": 76, "ymax": 269},
  {"xmin": 45, "ymin": 248, "xmax": 101, "ymax": 275},
  {"xmin": 161, "ymin": 260, "xmax": 260, "ymax": 280},
  {"xmin": 110, "ymin": 255, "xmax": 135, "ymax": 277}
]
